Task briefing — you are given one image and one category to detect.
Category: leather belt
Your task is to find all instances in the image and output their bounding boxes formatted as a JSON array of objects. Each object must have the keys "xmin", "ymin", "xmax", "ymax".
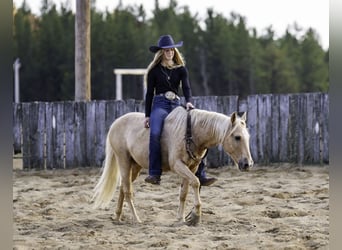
[{"xmin": 158, "ymin": 91, "xmax": 180, "ymax": 100}]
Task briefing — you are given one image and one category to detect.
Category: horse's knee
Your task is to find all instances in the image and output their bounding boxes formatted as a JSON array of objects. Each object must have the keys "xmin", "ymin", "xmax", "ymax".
[{"xmin": 190, "ymin": 178, "xmax": 200, "ymax": 189}]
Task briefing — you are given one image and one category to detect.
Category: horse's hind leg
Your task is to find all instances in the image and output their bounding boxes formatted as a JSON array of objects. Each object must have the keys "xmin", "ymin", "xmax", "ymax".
[
  {"xmin": 114, "ymin": 186, "xmax": 124, "ymax": 221},
  {"xmin": 131, "ymin": 163, "xmax": 142, "ymax": 182},
  {"xmin": 119, "ymin": 159, "xmax": 142, "ymax": 223},
  {"xmin": 114, "ymin": 164, "xmax": 141, "ymax": 222}
]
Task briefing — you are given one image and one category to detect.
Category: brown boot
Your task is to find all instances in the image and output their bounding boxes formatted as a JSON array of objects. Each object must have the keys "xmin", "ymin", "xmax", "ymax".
[
  {"xmin": 145, "ymin": 175, "xmax": 161, "ymax": 185},
  {"xmin": 196, "ymin": 160, "xmax": 217, "ymax": 186},
  {"xmin": 199, "ymin": 177, "xmax": 217, "ymax": 186}
]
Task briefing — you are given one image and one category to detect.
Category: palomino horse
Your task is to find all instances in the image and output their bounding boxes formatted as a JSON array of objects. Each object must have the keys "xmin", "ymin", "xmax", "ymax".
[{"xmin": 92, "ymin": 106, "xmax": 253, "ymax": 226}]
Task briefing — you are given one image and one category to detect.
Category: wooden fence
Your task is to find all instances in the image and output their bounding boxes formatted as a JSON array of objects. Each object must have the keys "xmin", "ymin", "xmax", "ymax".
[{"xmin": 13, "ymin": 93, "xmax": 329, "ymax": 170}]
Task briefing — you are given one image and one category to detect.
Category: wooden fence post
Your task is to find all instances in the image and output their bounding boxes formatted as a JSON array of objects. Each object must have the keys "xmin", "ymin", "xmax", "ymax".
[
  {"xmin": 94, "ymin": 100, "xmax": 107, "ymax": 166},
  {"xmin": 86, "ymin": 101, "xmax": 96, "ymax": 166},
  {"xmin": 247, "ymin": 95, "xmax": 258, "ymax": 163},
  {"xmin": 278, "ymin": 94, "xmax": 290, "ymax": 162},
  {"xmin": 321, "ymin": 93, "xmax": 329, "ymax": 164},
  {"xmin": 74, "ymin": 102, "xmax": 87, "ymax": 167},
  {"xmin": 13, "ymin": 103, "xmax": 22, "ymax": 154},
  {"xmin": 21, "ymin": 103, "xmax": 31, "ymax": 169},
  {"xmin": 64, "ymin": 101, "xmax": 75, "ymax": 168}
]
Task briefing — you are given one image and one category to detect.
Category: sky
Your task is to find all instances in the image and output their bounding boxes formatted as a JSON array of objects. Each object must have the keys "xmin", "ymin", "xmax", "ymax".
[{"xmin": 13, "ymin": 0, "xmax": 329, "ymax": 50}]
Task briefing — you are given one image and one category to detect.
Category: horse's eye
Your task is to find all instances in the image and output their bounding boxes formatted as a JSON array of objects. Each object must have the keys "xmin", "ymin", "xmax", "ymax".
[{"xmin": 235, "ymin": 136, "xmax": 241, "ymax": 141}]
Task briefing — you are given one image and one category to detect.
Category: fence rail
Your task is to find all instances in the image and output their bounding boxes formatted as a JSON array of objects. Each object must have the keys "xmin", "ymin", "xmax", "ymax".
[{"xmin": 13, "ymin": 93, "xmax": 329, "ymax": 170}]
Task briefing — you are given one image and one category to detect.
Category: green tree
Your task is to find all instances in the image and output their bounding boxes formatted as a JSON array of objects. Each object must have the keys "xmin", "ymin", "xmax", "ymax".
[
  {"xmin": 59, "ymin": 3, "xmax": 75, "ymax": 100},
  {"xmin": 202, "ymin": 9, "xmax": 234, "ymax": 96},
  {"xmin": 90, "ymin": 9, "xmax": 108, "ymax": 99},
  {"xmin": 256, "ymin": 27, "xmax": 300, "ymax": 94},
  {"xmin": 13, "ymin": 1, "xmax": 329, "ymax": 101},
  {"xmin": 230, "ymin": 14, "xmax": 252, "ymax": 97},
  {"xmin": 299, "ymin": 28, "xmax": 328, "ymax": 92},
  {"xmin": 90, "ymin": 4, "xmax": 150, "ymax": 100},
  {"xmin": 248, "ymin": 28, "xmax": 263, "ymax": 95},
  {"xmin": 151, "ymin": 0, "xmax": 181, "ymax": 39},
  {"xmin": 13, "ymin": 2, "xmax": 40, "ymax": 101},
  {"xmin": 174, "ymin": 5, "xmax": 202, "ymax": 95},
  {"xmin": 36, "ymin": 2, "xmax": 66, "ymax": 101}
]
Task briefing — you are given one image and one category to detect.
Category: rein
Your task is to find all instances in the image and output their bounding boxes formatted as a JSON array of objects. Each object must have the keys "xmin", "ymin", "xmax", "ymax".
[{"xmin": 185, "ymin": 110, "xmax": 200, "ymax": 161}]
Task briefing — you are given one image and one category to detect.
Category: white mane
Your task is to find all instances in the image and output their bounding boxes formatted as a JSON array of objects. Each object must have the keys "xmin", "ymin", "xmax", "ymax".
[{"xmin": 166, "ymin": 107, "xmax": 231, "ymax": 143}]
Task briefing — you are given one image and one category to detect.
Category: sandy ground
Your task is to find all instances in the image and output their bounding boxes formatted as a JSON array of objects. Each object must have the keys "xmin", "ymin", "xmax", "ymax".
[{"xmin": 13, "ymin": 163, "xmax": 329, "ymax": 250}]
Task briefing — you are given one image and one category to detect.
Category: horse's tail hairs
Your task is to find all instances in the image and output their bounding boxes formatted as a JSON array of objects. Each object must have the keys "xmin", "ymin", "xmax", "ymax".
[{"xmin": 92, "ymin": 136, "xmax": 120, "ymax": 209}]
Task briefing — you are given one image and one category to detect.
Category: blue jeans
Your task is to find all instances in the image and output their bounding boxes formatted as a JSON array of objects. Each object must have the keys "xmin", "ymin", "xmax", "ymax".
[{"xmin": 148, "ymin": 95, "xmax": 180, "ymax": 176}]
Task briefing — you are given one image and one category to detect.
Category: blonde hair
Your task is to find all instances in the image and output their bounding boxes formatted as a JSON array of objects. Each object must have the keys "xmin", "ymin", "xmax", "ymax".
[{"xmin": 144, "ymin": 48, "xmax": 185, "ymax": 87}]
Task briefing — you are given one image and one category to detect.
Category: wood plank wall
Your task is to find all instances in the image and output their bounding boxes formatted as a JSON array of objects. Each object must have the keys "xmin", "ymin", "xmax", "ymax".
[{"xmin": 13, "ymin": 93, "xmax": 329, "ymax": 170}]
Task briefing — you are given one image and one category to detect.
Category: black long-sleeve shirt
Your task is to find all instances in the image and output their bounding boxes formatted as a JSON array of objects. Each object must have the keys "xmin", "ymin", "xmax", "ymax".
[{"xmin": 145, "ymin": 63, "xmax": 193, "ymax": 117}]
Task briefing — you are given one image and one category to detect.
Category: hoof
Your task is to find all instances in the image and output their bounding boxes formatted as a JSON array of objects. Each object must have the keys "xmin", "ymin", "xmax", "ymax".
[
  {"xmin": 110, "ymin": 216, "xmax": 123, "ymax": 225},
  {"xmin": 185, "ymin": 210, "xmax": 200, "ymax": 226},
  {"xmin": 133, "ymin": 218, "xmax": 142, "ymax": 224}
]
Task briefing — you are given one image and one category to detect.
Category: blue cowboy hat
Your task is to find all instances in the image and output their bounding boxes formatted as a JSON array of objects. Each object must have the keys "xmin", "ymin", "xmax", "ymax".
[{"xmin": 149, "ymin": 34, "xmax": 183, "ymax": 53}]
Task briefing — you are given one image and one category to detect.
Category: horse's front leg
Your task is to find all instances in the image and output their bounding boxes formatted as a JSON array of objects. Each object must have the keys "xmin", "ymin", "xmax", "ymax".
[
  {"xmin": 173, "ymin": 160, "xmax": 201, "ymax": 226},
  {"xmin": 177, "ymin": 179, "xmax": 189, "ymax": 222}
]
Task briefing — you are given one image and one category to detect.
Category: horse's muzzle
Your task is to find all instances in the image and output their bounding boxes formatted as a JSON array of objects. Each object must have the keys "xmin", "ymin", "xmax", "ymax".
[{"xmin": 238, "ymin": 158, "xmax": 253, "ymax": 172}]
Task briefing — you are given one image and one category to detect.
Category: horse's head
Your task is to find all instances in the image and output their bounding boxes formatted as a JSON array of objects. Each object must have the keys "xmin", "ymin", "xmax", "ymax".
[{"xmin": 222, "ymin": 112, "xmax": 254, "ymax": 172}]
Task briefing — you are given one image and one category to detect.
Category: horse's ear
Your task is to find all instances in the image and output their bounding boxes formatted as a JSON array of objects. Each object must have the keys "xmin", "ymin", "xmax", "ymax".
[
  {"xmin": 241, "ymin": 112, "xmax": 247, "ymax": 121},
  {"xmin": 230, "ymin": 112, "xmax": 237, "ymax": 124}
]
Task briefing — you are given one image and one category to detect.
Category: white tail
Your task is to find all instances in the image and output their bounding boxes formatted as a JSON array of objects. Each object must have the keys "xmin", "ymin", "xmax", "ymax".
[{"xmin": 92, "ymin": 136, "xmax": 120, "ymax": 208}]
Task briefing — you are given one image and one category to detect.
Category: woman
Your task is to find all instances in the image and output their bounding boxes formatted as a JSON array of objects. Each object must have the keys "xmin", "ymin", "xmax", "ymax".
[{"xmin": 144, "ymin": 34, "xmax": 217, "ymax": 186}]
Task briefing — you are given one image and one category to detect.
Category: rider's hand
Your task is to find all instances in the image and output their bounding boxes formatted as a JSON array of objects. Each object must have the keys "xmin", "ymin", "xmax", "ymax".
[
  {"xmin": 186, "ymin": 102, "xmax": 195, "ymax": 110},
  {"xmin": 144, "ymin": 117, "xmax": 150, "ymax": 128}
]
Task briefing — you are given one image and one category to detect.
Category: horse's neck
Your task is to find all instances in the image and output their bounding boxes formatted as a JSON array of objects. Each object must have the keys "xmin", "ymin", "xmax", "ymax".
[{"xmin": 192, "ymin": 111, "xmax": 231, "ymax": 149}]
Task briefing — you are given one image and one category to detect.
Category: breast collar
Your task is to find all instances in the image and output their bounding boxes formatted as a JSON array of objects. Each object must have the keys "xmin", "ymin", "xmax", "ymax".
[{"xmin": 185, "ymin": 109, "xmax": 207, "ymax": 161}]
